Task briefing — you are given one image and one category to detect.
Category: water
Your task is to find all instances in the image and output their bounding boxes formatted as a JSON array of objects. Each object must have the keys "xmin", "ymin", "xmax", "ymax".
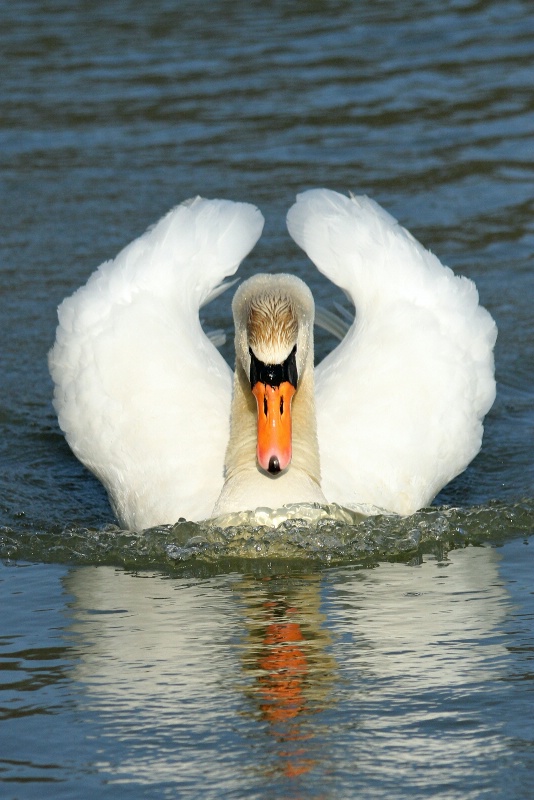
[{"xmin": 1, "ymin": 1, "xmax": 534, "ymax": 797}]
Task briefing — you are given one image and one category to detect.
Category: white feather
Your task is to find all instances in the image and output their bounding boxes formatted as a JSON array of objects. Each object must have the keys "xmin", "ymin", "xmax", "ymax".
[
  {"xmin": 49, "ymin": 197, "xmax": 264, "ymax": 528},
  {"xmin": 287, "ymin": 189, "xmax": 497, "ymax": 514}
]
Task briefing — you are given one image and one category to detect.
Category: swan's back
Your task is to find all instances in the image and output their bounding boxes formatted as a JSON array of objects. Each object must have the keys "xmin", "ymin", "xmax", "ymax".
[{"xmin": 288, "ymin": 190, "xmax": 497, "ymax": 514}]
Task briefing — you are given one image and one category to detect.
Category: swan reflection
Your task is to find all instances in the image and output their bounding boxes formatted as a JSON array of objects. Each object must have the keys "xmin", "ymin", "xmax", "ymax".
[
  {"xmin": 235, "ymin": 574, "xmax": 337, "ymax": 780},
  {"xmin": 63, "ymin": 544, "xmax": 511, "ymax": 796}
]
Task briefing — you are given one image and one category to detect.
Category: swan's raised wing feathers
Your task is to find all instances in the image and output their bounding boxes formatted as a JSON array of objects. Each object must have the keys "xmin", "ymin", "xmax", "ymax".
[
  {"xmin": 287, "ymin": 189, "xmax": 496, "ymax": 514},
  {"xmin": 50, "ymin": 197, "xmax": 264, "ymax": 528}
]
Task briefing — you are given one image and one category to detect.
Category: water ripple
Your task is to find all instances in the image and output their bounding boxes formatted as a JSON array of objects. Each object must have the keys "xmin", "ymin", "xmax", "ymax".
[{"xmin": 2, "ymin": 500, "xmax": 532, "ymax": 576}]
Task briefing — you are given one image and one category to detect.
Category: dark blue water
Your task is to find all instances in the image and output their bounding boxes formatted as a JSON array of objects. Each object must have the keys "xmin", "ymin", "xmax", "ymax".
[{"xmin": 1, "ymin": 1, "xmax": 534, "ymax": 797}]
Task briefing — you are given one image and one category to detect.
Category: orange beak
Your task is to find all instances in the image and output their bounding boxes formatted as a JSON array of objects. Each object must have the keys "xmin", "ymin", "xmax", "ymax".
[{"xmin": 252, "ymin": 381, "xmax": 296, "ymax": 474}]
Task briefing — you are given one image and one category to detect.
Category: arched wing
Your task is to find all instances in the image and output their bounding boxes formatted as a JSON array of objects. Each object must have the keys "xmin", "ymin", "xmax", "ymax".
[
  {"xmin": 49, "ymin": 197, "xmax": 264, "ymax": 528},
  {"xmin": 287, "ymin": 189, "xmax": 496, "ymax": 514}
]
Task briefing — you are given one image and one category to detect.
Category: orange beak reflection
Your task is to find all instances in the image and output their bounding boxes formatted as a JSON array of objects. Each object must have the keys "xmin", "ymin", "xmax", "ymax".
[{"xmin": 252, "ymin": 381, "xmax": 296, "ymax": 474}]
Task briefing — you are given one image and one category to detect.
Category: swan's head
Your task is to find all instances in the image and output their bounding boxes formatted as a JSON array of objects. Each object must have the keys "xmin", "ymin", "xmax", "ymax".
[{"xmin": 232, "ymin": 274, "xmax": 315, "ymax": 475}]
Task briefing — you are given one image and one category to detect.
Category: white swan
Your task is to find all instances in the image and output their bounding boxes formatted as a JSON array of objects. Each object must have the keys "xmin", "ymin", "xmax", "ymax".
[{"xmin": 49, "ymin": 190, "xmax": 497, "ymax": 529}]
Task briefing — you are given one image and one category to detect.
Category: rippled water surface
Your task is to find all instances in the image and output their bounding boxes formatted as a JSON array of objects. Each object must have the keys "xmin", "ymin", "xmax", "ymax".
[{"xmin": 1, "ymin": 1, "xmax": 534, "ymax": 797}]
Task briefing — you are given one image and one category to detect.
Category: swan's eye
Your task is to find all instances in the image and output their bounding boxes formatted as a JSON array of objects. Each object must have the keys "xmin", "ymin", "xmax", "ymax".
[
  {"xmin": 249, "ymin": 344, "xmax": 298, "ymax": 390},
  {"xmin": 286, "ymin": 345, "xmax": 298, "ymax": 388}
]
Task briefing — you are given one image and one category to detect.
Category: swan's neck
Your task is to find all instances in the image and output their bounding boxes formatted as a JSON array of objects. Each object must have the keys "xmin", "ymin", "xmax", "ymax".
[
  {"xmin": 223, "ymin": 364, "xmax": 260, "ymax": 479},
  {"xmin": 212, "ymin": 359, "xmax": 325, "ymax": 516},
  {"xmin": 286, "ymin": 366, "xmax": 322, "ymax": 482}
]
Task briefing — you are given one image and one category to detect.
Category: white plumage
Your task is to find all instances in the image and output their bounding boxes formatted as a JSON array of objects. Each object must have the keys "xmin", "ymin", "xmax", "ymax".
[{"xmin": 49, "ymin": 189, "xmax": 496, "ymax": 529}]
